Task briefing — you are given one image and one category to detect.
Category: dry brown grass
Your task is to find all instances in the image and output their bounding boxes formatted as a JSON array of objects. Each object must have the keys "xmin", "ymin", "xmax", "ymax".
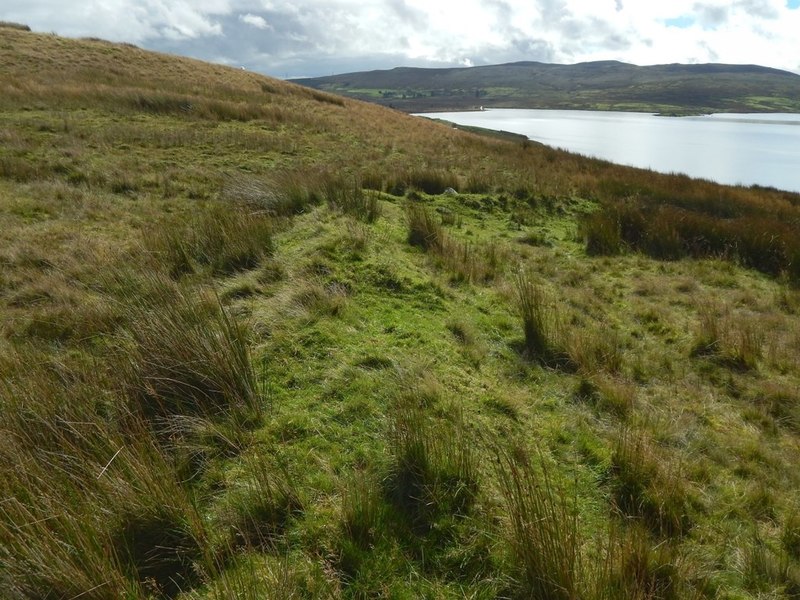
[{"xmin": 2, "ymin": 29, "xmax": 800, "ymax": 600}]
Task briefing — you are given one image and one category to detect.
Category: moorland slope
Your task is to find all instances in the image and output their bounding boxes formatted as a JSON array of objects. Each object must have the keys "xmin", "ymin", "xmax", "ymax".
[{"xmin": 2, "ymin": 25, "xmax": 800, "ymax": 599}]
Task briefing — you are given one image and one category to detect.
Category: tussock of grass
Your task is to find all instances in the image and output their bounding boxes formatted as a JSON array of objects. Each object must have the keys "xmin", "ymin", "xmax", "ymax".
[
  {"xmin": 742, "ymin": 532, "xmax": 800, "ymax": 596},
  {"xmin": 291, "ymin": 278, "xmax": 350, "ymax": 317},
  {"xmin": 611, "ymin": 430, "xmax": 693, "ymax": 538},
  {"xmin": 120, "ymin": 279, "xmax": 259, "ymax": 423},
  {"xmin": 0, "ymin": 21, "xmax": 31, "ymax": 31},
  {"xmin": 750, "ymin": 382, "xmax": 800, "ymax": 433},
  {"xmin": 691, "ymin": 303, "xmax": 764, "ymax": 370},
  {"xmin": 220, "ymin": 172, "xmax": 324, "ymax": 217},
  {"xmin": 574, "ymin": 375, "xmax": 635, "ymax": 418},
  {"xmin": 323, "ymin": 175, "xmax": 382, "ymax": 223},
  {"xmin": 447, "ymin": 316, "xmax": 488, "ymax": 366},
  {"xmin": 512, "ymin": 268, "xmax": 568, "ymax": 364},
  {"xmin": 495, "ymin": 448, "xmax": 581, "ymax": 600},
  {"xmin": 568, "ymin": 327, "xmax": 625, "ymax": 375},
  {"xmin": 146, "ymin": 203, "xmax": 273, "ymax": 278},
  {"xmin": 218, "ymin": 453, "xmax": 301, "ymax": 551},
  {"xmin": 598, "ymin": 525, "xmax": 683, "ymax": 600},
  {"xmin": 386, "ymin": 404, "xmax": 479, "ymax": 532},
  {"xmin": 784, "ymin": 512, "xmax": 800, "ymax": 560},
  {"xmin": 582, "ymin": 195, "xmax": 800, "ymax": 282}
]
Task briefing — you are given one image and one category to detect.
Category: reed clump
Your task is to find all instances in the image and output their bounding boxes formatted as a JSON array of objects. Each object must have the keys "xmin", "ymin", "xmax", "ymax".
[
  {"xmin": 581, "ymin": 195, "xmax": 800, "ymax": 282},
  {"xmin": 119, "ymin": 279, "xmax": 259, "ymax": 423}
]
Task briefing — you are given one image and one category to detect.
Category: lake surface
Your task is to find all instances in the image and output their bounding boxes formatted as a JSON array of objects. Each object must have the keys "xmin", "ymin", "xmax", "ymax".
[{"xmin": 417, "ymin": 109, "xmax": 800, "ymax": 193}]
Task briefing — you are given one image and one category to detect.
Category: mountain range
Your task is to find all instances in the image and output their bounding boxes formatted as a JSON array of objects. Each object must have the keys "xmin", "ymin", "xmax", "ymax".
[{"xmin": 295, "ymin": 60, "xmax": 800, "ymax": 114}]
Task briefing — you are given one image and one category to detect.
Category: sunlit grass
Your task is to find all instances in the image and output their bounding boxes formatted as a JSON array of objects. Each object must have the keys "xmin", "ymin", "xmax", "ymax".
[{"xmin": 1, "ymin": 27, "xmax": 799, "ymax": 600}]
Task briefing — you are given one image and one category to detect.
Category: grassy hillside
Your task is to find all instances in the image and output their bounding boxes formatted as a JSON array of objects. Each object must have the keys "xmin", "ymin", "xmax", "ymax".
[
  {"xmin": 2, "ymin": 26, "xmax": 800, "ymax": 599},
  {"xmin": 294, "ymin": 60, "xmax": 800, "ymax": 114}
]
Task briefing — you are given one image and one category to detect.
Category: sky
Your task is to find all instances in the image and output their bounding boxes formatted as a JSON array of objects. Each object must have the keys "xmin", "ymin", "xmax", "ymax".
[{"xmin": 3, "ymin": 0, "xmax": 800, "ymax": 79}]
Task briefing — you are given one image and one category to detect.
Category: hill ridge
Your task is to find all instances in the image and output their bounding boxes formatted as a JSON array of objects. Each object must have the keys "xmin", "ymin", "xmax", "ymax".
[{"xmin": 294, "ymin": 59, "xmax": 800, "ymax": 113}]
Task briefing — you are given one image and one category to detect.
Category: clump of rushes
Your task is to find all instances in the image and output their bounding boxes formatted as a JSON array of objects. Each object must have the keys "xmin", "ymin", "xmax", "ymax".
[
  {"xmin": 582, "ymin": 196, "xmax": 800, "ymax": 282},
  {"xmin": 406, "ymin": 203, "xmax": 505, "ymax": 283},
  {"xmin": 217, "ymin": 452, "xmax": 301, "ymax": 551},
  {"xmin": 610, "ymin": 429, "xmax": 692, "ymax": 538},
  {"xmin": 145, "ymin": 203, "xmax": 273, "ymax": 279},
  {"xmin": 113, "ymin": 503, "xmax": 204, "ymax": 598},
  {"xmin": 597, "ymin": 524, "xmax": 683, "ymax": 600},
  {"xmin": 337, "ymin": 469, "xmax": 389, "ymax": 581},
  {"xmin": 323, "ymin": 175, "xmax": 382, "ymax": 223},
  {"xmin": 388, "ymin": 167, "xmax": 459, "ymax": 195},
  {"xmin": 495, "ymin": 447, "xmax": 581, "ymax": 600},
  {"xmin": 512, "ymin": 268, "xmax": 564, "ymax": 363},
  {"xmin": 0, "ymin": 368, "xmax": 132, "ymax": 597},
  {"xmin": 341, "ymin": 470, "xmax": 386, "ymax": 550},
  {"xmin": 120, "ymin": 277, "xmax": 259, "ymax": 423},
  {"xmin": 386, "ymin": 404, "xmax": 478, "ymax": 534},
  {"xmin": 406, "ymin": 203, "xmax": 444, "ymax": 251},
  {"xmin": 440, "ymin": 237, "xmax": 505, "ymax": 283},
  {"xmin": 691, "ymin": 304, "xmax": 764, "ymax": 370},
  {"xmin": 579, "ymin": 210, "xmax": 623, "ymax": 256},
  {"xmin": 0, "ymin": 358, "xmax": 215, "ymax": 598}
]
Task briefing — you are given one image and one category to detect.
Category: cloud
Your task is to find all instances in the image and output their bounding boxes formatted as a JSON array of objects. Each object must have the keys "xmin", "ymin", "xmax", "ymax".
[
  {"xmin": 695, "ymin": 3, "xmax": 732, "ymax": 28},
  {"xmin": 734, "ymin": 0, "xmax": 780, "ymax": 19},
  {"xmin": 3, "ymin": 0, "xmax": 799, "ymax": 76},
  {"xmin": 239, "ymin": 13, "xmax": 271, "ymax": 29}
]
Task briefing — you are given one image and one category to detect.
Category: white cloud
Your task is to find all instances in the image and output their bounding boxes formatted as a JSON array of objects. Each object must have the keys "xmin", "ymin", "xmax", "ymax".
[
  {"xmin": 239, "ymin": 13, "xmax": 271, "ymax": 29},
  {"xmin": 2, "ymin": 0, "xmax": 799, "ymax": 75}
]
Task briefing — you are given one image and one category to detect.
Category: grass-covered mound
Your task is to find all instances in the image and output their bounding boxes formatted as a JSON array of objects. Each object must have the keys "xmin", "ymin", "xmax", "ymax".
[{"xmin": 1, "ymin": 27, "xmax": 800, "ymax": 599}]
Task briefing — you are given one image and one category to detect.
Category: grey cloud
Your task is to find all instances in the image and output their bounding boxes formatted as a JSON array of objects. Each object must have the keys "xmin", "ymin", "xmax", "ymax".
[
  {"xmin": 699, "ymin": 41, "xmax": 720, "ymax": 62},
  {"xmin": 384, "ymin": 0, "xmax": 426, "ymax": 28},
  {"xmin": 688, "ymin": 0, "xmax": 778, "ymax": 32},
  {"xmin": 484, "ymin": 0, "xmax": 532, "ymax": 51},
  {"xmin": 602, "ymin": 32, "xmax": 630, "ymax": 52},
  {"xmin": 548, "ymin": 14, "xmax": 631, "ymax": 59},
  {"xmin": 3, "ymin": 0, "xmax": 797, "ymax": 78},
  {"xmin": 487, "ymin": 0, "xmax": 513, "ymax": 20},
  {"xmin": 733, "ymin": 0, "xmax": 779, "ymax": 19},
  {"xmin": 509, "ymin": 37, "xmax": 556, "ymax": 63},
  {"xmin": 539, "ymin": 0, "xmax": 570, "ymax": 24},
  {"xmin": 692, "ymin": 3, "xmax": 730, "ymax": 28},
  {"xmin": 142, "ymin": 5, "xmax": 444, "ymax": 77}
]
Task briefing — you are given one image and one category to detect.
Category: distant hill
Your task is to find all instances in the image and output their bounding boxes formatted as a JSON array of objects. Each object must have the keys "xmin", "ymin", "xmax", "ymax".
[{"xmin": 294, "ymin": 60, "xmax": 800, "ymax": 114}]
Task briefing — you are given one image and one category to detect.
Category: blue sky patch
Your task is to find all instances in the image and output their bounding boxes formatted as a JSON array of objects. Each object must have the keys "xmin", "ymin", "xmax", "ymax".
[
  {"xmin": 787, "ymin": 0, "xmax": 800, "ymax": 9},
  {"xmin": 665, "ymin": 15, "xmax": 696, "ymax": 28}
]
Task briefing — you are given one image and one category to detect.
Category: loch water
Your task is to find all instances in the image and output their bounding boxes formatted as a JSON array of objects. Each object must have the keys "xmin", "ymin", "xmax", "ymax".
[{"xmin": 418, "ymin": 109, "xmax": 800, "ymax": 194}]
